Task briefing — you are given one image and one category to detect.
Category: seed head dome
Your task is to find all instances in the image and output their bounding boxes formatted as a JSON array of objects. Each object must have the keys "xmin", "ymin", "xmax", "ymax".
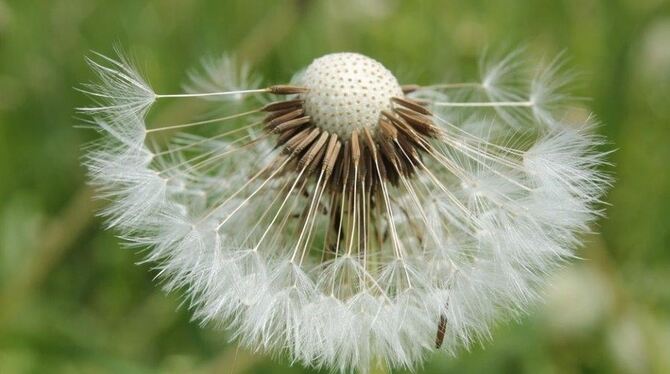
[{"xmin": 299, "ymin": 52, "xmax": 403, "ymax": 139}]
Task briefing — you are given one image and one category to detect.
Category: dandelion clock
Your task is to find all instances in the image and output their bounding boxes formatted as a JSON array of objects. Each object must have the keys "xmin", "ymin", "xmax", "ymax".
[{"xmin": 80, "ymin": 50, "xmax": 610, "ymax": 372}]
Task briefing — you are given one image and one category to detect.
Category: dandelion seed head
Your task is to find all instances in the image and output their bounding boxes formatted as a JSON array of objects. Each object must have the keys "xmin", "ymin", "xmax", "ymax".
[
  {"xmin": 80, "ymin": 48, "xmax": 611, "ymax": 373},
  {"xmin": 300, "ymin": 53, "xmax": 403, "ymax": 139}
]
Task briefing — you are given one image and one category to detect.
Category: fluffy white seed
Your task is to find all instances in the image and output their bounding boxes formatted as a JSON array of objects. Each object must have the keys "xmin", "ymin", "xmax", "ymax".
[{"xmin": 80, "ymin": 50, "xmax": 610, "ymax": 373}]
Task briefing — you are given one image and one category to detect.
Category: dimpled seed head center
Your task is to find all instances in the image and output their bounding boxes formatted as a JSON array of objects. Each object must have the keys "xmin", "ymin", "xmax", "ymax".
[{"xmin": 299, "ymin": 53, "xmax": 403, "ymax": 139}]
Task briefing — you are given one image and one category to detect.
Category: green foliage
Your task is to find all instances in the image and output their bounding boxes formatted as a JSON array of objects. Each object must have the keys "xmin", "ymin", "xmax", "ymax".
[{"xmin": 0, "ymin": 0, "xmax": 668, "ymax": 372}]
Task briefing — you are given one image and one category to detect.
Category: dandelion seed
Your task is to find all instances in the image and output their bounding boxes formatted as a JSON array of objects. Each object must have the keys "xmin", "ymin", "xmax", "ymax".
[{"xmin": 81, "ymin": 50, "xmax": 610, "ymax": 372}]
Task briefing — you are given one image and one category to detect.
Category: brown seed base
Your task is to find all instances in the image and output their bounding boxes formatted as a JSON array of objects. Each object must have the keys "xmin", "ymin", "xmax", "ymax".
[{"xmin": 261, "ymin": 92, "xmax": 440, "ymax": 196}]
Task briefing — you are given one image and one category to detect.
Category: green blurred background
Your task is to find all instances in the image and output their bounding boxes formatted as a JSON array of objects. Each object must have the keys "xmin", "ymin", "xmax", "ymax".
[{"xmin": 1, "ymin": 0, "xmax": 669, "ymax": 373}]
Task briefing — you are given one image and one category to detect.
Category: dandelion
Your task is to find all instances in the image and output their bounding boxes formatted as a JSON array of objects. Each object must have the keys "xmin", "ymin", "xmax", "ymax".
[{"xmin": 81, "ymin": 50, "xmax": 610, "ymax": 372}]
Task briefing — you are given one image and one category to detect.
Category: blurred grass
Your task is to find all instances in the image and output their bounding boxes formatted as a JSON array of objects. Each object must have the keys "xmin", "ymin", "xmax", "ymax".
[{"xmin": 0, "ymin": 0, "xmax": 669, "ymax": 373}]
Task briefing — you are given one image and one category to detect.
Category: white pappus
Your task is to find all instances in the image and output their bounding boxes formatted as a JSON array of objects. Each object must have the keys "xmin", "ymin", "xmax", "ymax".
[{"xmin": 80, "ymin": 49, "xmax": 611, "ymax": 373}]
